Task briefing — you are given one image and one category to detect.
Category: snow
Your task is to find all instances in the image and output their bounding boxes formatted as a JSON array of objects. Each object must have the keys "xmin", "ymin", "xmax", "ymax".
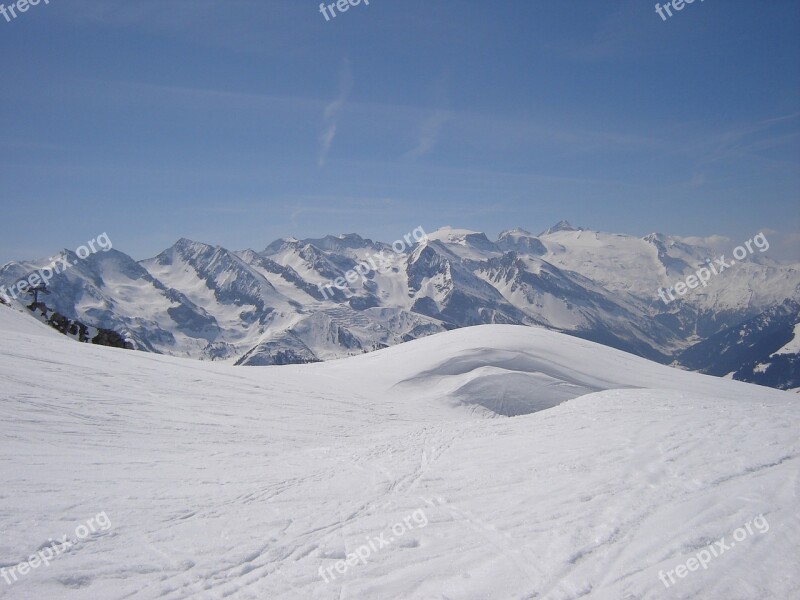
[
  {"xmin": 424, "ymin": 227, "xmax": 503, "ymax": 261},
  {"xmin": 0, "ymin": 305, "xmax": 798, "ymax": 599},
  {"xmin": 540, "ymin": 229, "xmax": 798, "ymax": 313},
  {"xmin": 774, "ymin": 322, "xmax": 800, "ymax": 355}
]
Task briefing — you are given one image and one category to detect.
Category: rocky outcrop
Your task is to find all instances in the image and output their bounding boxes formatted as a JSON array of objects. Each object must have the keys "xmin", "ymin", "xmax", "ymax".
[{"xmin": 28, "ymin": 302, "xmax": 133, "ymax": 350}]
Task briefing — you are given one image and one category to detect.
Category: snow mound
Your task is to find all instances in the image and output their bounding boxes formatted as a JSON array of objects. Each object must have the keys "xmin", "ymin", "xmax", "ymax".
[{"xmin": 330, "ymin": 325, "xmax": 787, "ymax": 418}]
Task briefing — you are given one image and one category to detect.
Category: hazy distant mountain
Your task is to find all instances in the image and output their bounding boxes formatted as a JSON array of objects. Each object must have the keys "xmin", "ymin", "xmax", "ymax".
[{"xmin": 677, "ymin": 299, "xmax": 800, "ymax": 390}]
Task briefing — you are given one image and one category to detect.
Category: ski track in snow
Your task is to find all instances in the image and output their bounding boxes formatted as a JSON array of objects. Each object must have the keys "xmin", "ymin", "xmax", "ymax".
[{"xmin": 0, "ymin": 306, "xmax": 798, "ymax": 599}]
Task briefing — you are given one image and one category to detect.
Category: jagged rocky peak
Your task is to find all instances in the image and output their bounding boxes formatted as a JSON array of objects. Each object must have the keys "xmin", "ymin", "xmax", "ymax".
[
  {"xmin": 263, "ymin": 233, "xmax": 373, "ymax": 255},
  {"xmin": 262, "ymin": 237, "xmax": 301, "ymax": 255},
  {"xmin": 172, "ymin": 237, "xmax": 212, "ymax": 251},
  {"xmin": 539, "ymin": 220, "xmax": 582, "ymax": 236},
  {"xmin": 153, "ymin": 238, "xmax": 216, "ymax": 265},
  {"xmin": 643, "ymin": 232, "xmax": 668, "ymax": 244},
  {"xmin": 643, "ymin": 232, "xmax": 673, "ymax": 254}
]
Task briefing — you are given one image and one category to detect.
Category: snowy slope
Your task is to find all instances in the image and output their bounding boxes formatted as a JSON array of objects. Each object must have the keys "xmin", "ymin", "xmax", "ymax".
[
  {"xmin": 1, "ymin": 304, "xmax": 798, "ymax": 599},
  {"xmin": 539, "ymin": 226, "xmax": 799, "ymax": 320}
]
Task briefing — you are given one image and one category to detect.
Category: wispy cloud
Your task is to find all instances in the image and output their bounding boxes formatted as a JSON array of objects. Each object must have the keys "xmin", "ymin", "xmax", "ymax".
[
  {"xmin": 318, "ymin": 124, "xmax": 338, "ymax": 166},
  {"xmin": 404, "ymin": 111, "xmax": 451, "ymax": 159},
  {"xmin": 319, "ymin": 59, "xmax": 353, "ymax": 167},
  {"xmin": 695, "ymin": 111, "xmax": 800, "ymax": 168}
]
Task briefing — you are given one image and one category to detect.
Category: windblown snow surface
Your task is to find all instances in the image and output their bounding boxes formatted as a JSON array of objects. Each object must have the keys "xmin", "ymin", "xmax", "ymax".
[{"xmin": 0, "ymin": 305, "xmax": 798, "ymax": 600}]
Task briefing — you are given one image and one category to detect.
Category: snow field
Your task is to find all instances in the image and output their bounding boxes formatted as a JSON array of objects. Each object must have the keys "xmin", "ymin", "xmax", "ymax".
[{"xmin": 0, "ymin": 306, "xmax": 797, "ymax": 599}]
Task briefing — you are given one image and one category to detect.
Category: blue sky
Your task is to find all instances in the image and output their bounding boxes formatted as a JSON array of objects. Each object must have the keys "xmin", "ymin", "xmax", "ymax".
[{"xmin": 1, "ymin": 0, "xmax": 799, "ymax": 262}]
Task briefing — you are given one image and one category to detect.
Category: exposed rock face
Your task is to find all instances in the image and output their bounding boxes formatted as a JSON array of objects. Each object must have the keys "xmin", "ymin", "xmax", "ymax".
[{"xmin": 28, "ymin": 302, "xmax": 133, "ymax": 350}]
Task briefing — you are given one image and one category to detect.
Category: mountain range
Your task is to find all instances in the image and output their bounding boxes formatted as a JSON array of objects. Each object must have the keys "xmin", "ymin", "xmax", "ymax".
[{"xmin": 1, "ymin": 221, "xmax": 798, "ymax": 388}]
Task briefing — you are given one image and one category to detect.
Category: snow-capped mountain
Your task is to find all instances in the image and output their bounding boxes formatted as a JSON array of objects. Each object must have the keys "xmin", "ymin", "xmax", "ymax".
[{"xmin": 1, "ymin": 222, "xmax": 797, "ymax": 388}]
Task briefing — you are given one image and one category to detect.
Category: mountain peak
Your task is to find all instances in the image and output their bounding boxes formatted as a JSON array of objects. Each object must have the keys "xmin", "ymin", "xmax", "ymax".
[
  {"xmin": 497, "ymin": 229, "xmax": 546, "ymax": 256},
  {"xmin": 173, "ymin": 237, "xmax": 208, "ymax": 250},
  {"xmin": 150, "ymin": 238, "xmax": 217, "ymax": 265},
  {"xmin": 427, "ymin": 227, "xmax": 497, "ymax": 249},
  {"xmin": 337, "ymin": 233, "xmax": 365, "ymax": 242},
  {"xmin": 643, "ymin": 233, "xmax": 667, "ymax": 243},
  {"xmin": 498, "ymin": 228, "xmax": 533, "ymax": 238},
  {"xmin": 429, "ymin": 226, "xmax": 483, "ymax": 238},
  {"xmin": 539, "ymin": 220, "xmax": 581, "ymax": 236}
]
